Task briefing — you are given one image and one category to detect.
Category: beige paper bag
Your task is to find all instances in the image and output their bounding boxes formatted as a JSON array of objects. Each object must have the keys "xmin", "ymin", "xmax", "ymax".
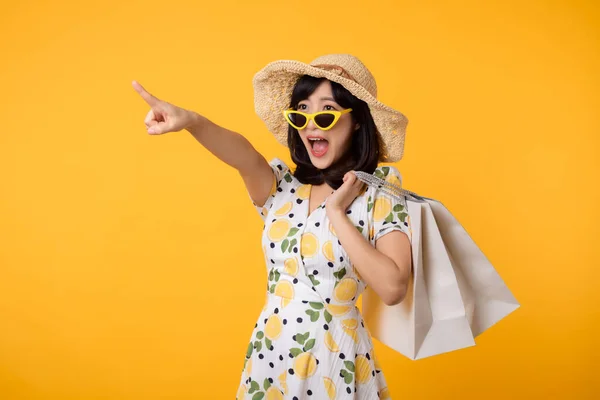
[{"xmin": 355, "ymin": 172, "xmax": 520, "ymax": 360}]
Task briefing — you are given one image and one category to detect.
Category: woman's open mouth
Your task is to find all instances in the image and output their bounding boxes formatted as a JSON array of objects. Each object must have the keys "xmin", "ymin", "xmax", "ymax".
[{"xmin": 308, "ymin": 137, "xmax": 329, "ymax": 157}]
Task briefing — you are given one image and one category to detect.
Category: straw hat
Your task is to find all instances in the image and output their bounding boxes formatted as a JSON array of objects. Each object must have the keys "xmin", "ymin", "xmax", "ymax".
[{"xmin": 253, "ymin": 54, "xmax": 408, "ymax": 162}]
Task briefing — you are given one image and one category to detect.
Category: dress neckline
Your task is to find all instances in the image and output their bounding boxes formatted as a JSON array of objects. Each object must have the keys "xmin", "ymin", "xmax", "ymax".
[{"xmin": 306, "ymin": 184, "xmax": 331, "ymax": 219}]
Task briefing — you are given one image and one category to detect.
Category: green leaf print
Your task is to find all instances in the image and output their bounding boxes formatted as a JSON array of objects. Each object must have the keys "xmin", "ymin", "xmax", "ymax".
[
  {"xmin": 309, "ymin": 310, "xmax": 319, "ymax": 322},
  {"xmin": 281, "ymin": 239, "xmax": 289, "ymax": 253},
  {"xmin": 289, "ymin": 238, "xmax": 297, "ymax": 252},
  {"xmin": 263, "ymin": 378, "xmax": 271, "ymax": 390},
  {"xmin": 308, "ymin": 275, "xmax": 320, "ymax": 286},
  {"xmin": 338, "ymin": 267, "xmax": 346, "ymax": 279},
  {"xmin": 246, "ymin": 342, "xmax": 253, "ymax": 358},
  {"xmin": 268, "ymin": 269, "xmax": 274, "ymax": 281},
  {"xmin": 324, "ymin": 310, "xmax": 332, "ymax": 323},
  {"xmin": 399, "ymin": 212, "xmax": 407, "ymax": 222},
  {"xmin": 252, "ymin": 392, "xmax": 265, "ymax": 400},
  {"xmin": 385, "ymin": 212, "xmax": 394, "ymax": 223},
  {"xmin": 368, "ymin": 202, "xmax": 373, "ymax": 212},
  {"xmin": 309, "ymin": 302, "xmax": 324, "ymax": 310},
  {"xmin": 255, "ymin": 341, "xmax": 262, "ymax": 352},
  {"xmin": 304, "ymin": 338, "xmax": 315, "ymax": 351},
  {"xmin": 344, "ymin": 360, "xmax": 355, "ymax": 372},
  {"xmin": 288, "ymin": 228, "xmax": 299, "ymax": 237},
  {"xmin": 290, "ymin": 347, "xmax": 303, "ymax": 357},
  {"xmin": 340, "ymin": 369, "xmax": 348, "ymax": 377},
  {"xmin": 256, "ymin": 331, "xmax": 264, "ymax": 340},
  {"xmin": 382, "ymin": 166, "xmax": 390, "ymax": 176},
  {"xmin": 344, "ymin": 373, "xmax": 353, "ymax": 384},
  {"xmin": 269, "ymin": 284, "xmax": 275, "ymax": 293},
  {"xmin": 265, "ymin": 338, "xmax": 272, "ymax": 350},
  {"xmin": 296, "ymin": 332, "xmax": 308, "ymax": 345},
  {"xmin": 274, "ymin": 270, "xmax": 280, "ymax": 282},
  {"xmin": 356, "ymin": 226, "xmax": 364, "ymax": 233},
  {"xmin": 393, "ymin": 203, "xmax": 404, "ymax": 212},
  {"xmin": 249, "ymin": 380, "xmax": 259, "ymax": 393},
  {"xmin": 374, "ymin": 169, "xmax": 384, "ymax": 179},
  {"xmin": 284, "ymin": 173, "xmax": 292, "ymax": 183}
]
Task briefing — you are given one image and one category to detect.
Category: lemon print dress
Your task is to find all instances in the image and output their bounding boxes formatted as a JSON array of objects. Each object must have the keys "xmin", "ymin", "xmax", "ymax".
[{"xmin": 236, "ymin": 158, "xmax": 412, "ymax": 400}]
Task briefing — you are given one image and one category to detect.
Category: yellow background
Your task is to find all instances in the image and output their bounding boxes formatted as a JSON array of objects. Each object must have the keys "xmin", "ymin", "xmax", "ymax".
[{"xmin": 1, "ymin": 0, "xmax": 598, "ymax": 398}]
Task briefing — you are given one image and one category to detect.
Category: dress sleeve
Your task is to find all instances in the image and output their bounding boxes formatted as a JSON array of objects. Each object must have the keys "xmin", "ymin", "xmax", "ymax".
[
  {"xmin": 248, "ymin": 157, "xmax": 290, "ymax": 222},
  {"xmin": 368, "ymin": 165, "xmax": 412, "ymax": 245}
]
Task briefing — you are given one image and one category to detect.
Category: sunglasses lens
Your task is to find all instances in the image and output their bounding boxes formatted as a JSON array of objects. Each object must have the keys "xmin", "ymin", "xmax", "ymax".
[
  {"xmin": 287, "ymin": 112, "xmax": 307, "ymax": 128},
  {"xmin": 314, "ymin": 113, "xmax": 336, "ymax": 129}
]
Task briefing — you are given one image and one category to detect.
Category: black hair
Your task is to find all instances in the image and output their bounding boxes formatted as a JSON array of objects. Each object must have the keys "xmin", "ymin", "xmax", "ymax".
[{"xmin": 288, "ymin": 75, "xmax": 380, "ymax": 190}]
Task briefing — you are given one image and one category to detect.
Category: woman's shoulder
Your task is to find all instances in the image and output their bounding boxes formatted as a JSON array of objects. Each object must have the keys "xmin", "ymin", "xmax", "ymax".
[{"xmin": 372, "ymin": 164, "xmax": 403, "ymax": 188}]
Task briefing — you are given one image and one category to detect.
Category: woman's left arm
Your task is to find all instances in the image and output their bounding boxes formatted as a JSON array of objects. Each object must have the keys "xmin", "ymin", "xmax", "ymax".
[
  {"xmin": 326, "ymin": 208, "xmax": 411, "ymax": 306},
  {"xmin": 325, "ymin": 171, "xmax": 411, "ymax": 306}
]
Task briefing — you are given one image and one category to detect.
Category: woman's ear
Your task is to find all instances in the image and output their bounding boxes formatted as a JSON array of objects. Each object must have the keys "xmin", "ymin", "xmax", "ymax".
[{"xmin": 354, "ymin": 123, "xmax": 360, "ymax": 131}]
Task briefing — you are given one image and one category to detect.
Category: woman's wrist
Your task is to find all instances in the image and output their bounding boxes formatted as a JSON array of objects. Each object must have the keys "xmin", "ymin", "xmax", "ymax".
[{"xmin": 185, "ymin": 111, "xmax": 207, "ymax": 136}]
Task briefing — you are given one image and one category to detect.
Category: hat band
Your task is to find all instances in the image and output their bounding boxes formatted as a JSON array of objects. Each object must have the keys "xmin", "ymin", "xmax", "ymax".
[{"xmin": 311, "ymin": 64, "xmax": 357, "ymax": 84}]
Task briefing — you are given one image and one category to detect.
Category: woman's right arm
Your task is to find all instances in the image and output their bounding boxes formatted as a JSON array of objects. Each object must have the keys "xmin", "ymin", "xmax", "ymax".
[
  {"xmin": 132, "ymin": 80, "xmax": 275, "ymax": 208},
  {"xmin": 185, "ymin": 113, "xmax": 275, "ymax": 208}
]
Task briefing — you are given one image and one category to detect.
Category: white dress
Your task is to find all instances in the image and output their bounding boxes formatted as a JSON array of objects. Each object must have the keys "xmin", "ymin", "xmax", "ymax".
[{"xmin": 236, "ymin": 157, "xmax": 412, "ymax": 400}]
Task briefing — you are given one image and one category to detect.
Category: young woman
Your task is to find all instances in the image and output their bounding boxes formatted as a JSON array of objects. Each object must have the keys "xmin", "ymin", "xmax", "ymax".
[{"xmin": 132, "ymin": 54, "xmax": 412, "ymax": 399}]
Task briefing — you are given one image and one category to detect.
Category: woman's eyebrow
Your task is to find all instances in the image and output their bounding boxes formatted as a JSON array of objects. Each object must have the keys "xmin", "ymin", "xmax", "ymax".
[{"xmin": 320, "ymin": 96, "xmax": 336, "ymax": 101}]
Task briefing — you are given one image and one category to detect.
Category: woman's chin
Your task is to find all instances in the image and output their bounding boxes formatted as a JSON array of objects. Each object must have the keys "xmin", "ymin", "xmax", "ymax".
[{"xmin": 309, "ymin": 151, "xmax": 334, "ymax": 169}]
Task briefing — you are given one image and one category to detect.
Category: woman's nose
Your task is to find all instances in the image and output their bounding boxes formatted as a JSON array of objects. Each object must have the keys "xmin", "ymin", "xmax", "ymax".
[{"xmin": 305, "ymin": 117, "xmax": 318, "ymax": 131}]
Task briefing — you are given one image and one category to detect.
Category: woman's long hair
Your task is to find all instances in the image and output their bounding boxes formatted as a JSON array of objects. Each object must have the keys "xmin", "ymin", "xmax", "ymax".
[{"xmin": 288, "ymin": 75, "xmax": 381, "ymax": 190}]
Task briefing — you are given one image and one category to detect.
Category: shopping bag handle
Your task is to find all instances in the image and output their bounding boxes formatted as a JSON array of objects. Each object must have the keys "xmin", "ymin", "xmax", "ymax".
[{"xmin": 354, "ymin": 170, "xmax": 434, "ymax": 206}]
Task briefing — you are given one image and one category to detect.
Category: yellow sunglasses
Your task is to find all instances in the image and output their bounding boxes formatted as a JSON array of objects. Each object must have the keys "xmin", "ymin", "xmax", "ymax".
[{"xmin": 283, "ymin": 108, "xmax": 353, "ymax": 131}]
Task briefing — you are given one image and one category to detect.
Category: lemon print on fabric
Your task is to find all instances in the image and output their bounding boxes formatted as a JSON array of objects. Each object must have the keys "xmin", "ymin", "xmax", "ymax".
[
  {"xmin": 274, "ymin": 280, "xmax": 295, "ymax": 308},
  {"xmin": 236, "ymin": 383, "xmax": 246, "ymax": 400},
  {"xmin": 325, "ymin": 303, "xmax": 352, "ymax": 317},
  {"xmin": 385, "ymin": 172, "xmax": 402, "ymax": 188},
  {"xmin": 264, "ymin": 314, "xmax": 283, "ymax": 340},
  {"xmin": 341, "ymin": 318, "xmax": 358, "ymax": 330},
  {"xmin": 343, "ymin": 326, "xmax": 359, "ymax": 343},
  {"xmin": 267, "ymin": 219, "xmax": 291, "ymax": 242},
  {"xmin": 265, "ymin": 386, "xmax": 284, "ymax": 400},
  {"xmin": 278, "ymin": 370, "xmax": 288, "ymax": 395},
  {"xmin": 373, "ymin": 197, "xmax": 392, "ymax": 222},
  {"xmin": 324, "ymin": 331, "xmax": 340, "ymax": 352},
  {"xmin": 323, "ymin": 376, "xmax": 337, "ymax": 399},
  {"xmin": 329, "ymin": 222, "xmax": 337, "ymax": 237},
  {"xmin": 334, "ymin": 278, "xmax": 358, "ymax": 302},
  {"xmin": 296, "ymin": 184, "xmax": 311, "ymax": 200},
  {"xmin": 283, "ymin": 257, "xmax": 298, "ymax": 276},
  {"xmin": 342, "ymin": 318, "xmax": 359, "ymax": 344},
  {"xmin": 322, "ymin": 240, "xmax": 334, "ymax": 261},
  {"xmin": 355, "ymin": 355, "xmax": 372, "ymax": 384},
  {"xmin": 274, "ymin": 201, "xmax": 293, "ymax": 216},
  {"xmin": 246, "ymin": 356, "xmax": 253, "ymax": 376},
  {"xmin": 301, "ymin": 232, "xmax": 319, "ymax": 258},
  {"xmin": 294, "ymin": 352, "xmax": 318, "ymax": 379}
]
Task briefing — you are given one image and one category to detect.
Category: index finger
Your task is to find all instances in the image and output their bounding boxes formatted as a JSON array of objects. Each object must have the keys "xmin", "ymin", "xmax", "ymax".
[{"xmin": 132, "ymin": 80, "xmax": 160, "ymax": 106}]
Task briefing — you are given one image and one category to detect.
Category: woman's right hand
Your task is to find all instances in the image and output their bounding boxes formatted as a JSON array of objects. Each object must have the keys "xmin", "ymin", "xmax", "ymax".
[{"xmin": 132, "ymin": 80, "xmax": 197, "ymax": 135}]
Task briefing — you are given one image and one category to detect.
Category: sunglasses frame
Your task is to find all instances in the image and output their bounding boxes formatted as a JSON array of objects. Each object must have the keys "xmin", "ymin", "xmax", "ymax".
[{"xmin": 282, "ymin": 108, "xmax": 353, "ymax": 131}]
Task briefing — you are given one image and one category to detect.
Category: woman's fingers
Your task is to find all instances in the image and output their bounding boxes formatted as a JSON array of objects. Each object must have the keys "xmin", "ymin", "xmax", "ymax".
[
  {"xmin": 132, "ymin": 80, "xmax": 160, "ymax": 107},
  {"xmin": 144, "ymin": 109, "xmax": 158, "ymax": 127}
]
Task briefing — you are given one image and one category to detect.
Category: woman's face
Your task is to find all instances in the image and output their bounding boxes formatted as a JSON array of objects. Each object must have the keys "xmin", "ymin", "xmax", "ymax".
[{"xmin": 296, "ymin": 80, "xmax": 357, "ymax": 170}]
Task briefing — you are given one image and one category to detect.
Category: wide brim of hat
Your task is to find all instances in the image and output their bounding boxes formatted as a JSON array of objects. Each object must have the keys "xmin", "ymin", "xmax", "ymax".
[{"xmin": 253, "ymin": 59, "xmax": 408, "ymax": 162}]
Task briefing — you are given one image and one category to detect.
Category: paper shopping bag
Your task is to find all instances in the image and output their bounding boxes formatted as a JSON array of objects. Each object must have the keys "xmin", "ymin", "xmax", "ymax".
[{"xmin": 355, "ymin": 171, "xmax": 520, "ymax": 360}]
